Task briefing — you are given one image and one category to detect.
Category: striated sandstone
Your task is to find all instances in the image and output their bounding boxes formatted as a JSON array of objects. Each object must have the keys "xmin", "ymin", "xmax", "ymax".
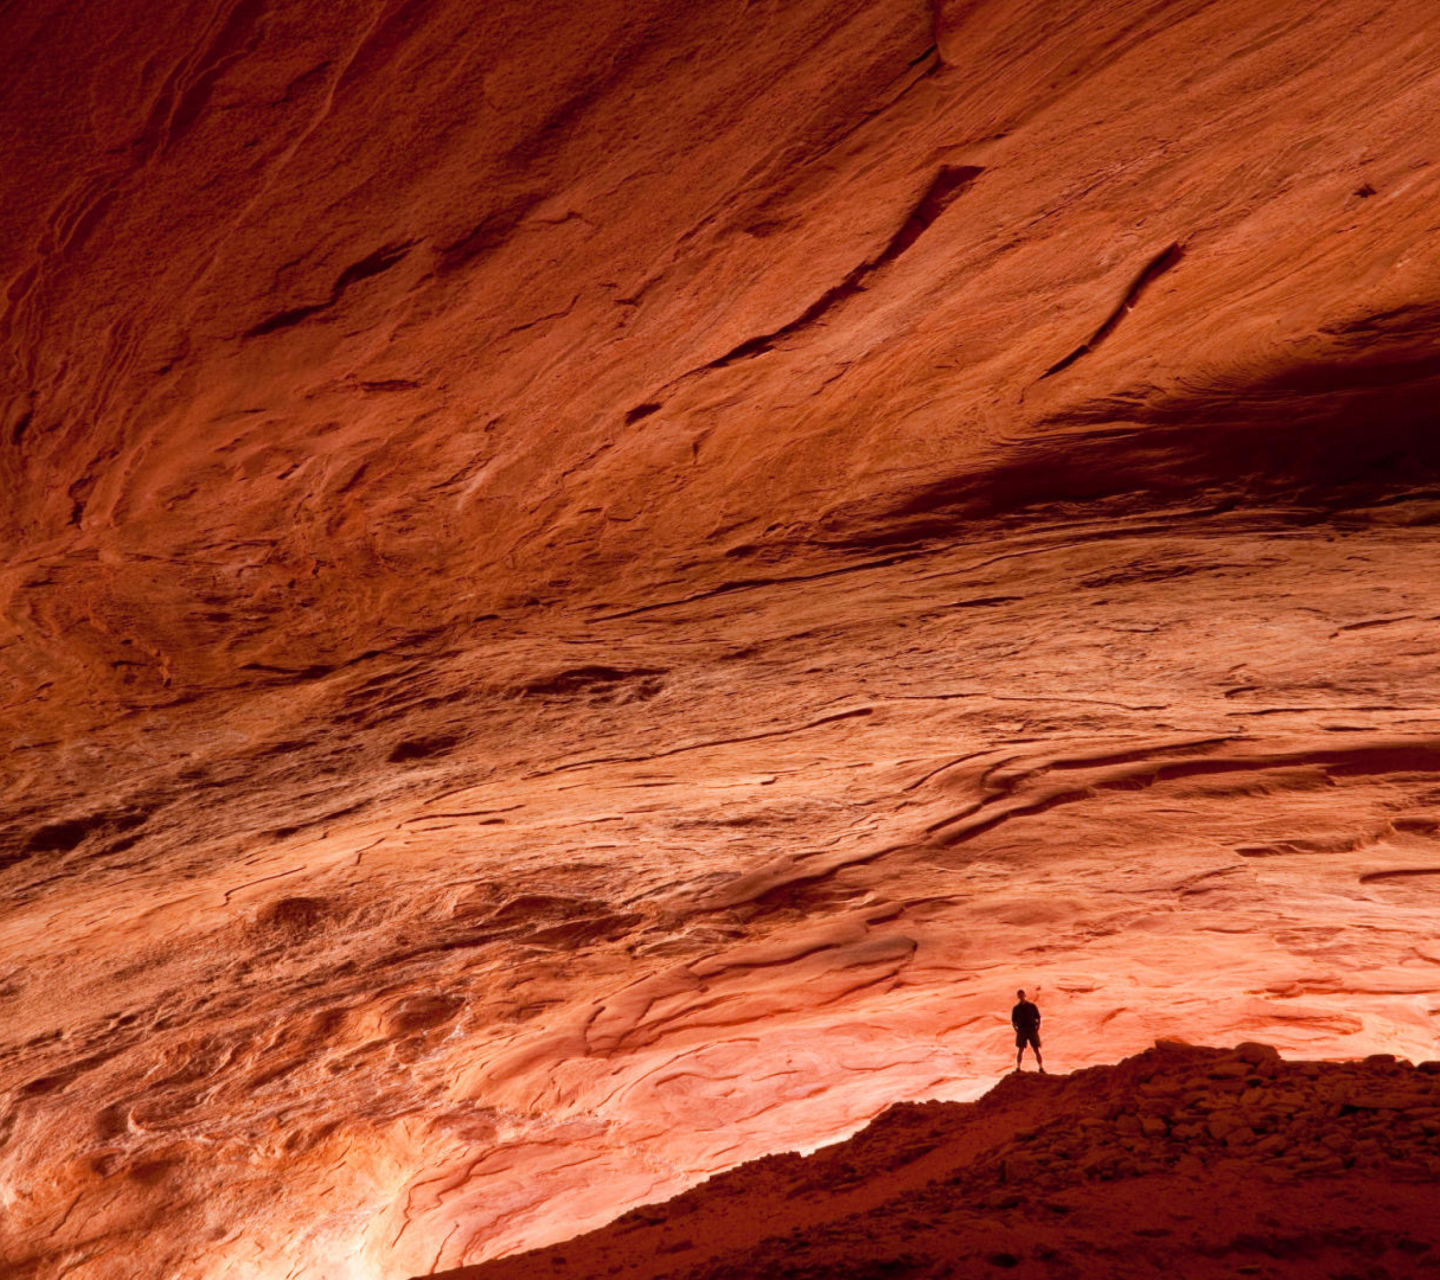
[
  {"xmin": 2, "ymin": 0, "xmax": 1440, "ymax": 1277},
  {"xmin": 435, "ymin": 1044, "xmax": 1440, "ymax": 1280}
]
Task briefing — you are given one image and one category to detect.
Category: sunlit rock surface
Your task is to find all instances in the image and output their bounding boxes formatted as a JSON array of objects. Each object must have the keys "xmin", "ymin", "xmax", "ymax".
[{"xmin": 2, "ymin": 0, "xmax": 1439, "ymax": 1275}]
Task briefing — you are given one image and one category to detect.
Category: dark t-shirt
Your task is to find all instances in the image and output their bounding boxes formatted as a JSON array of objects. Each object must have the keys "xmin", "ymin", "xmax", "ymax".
[{"xmin": 1011, "ymin": 1000, "xmax": 1041, "ymax": 1032}]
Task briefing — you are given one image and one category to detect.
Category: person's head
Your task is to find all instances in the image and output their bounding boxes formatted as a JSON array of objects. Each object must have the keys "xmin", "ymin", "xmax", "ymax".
[{"xmin": 1016, "ymin": 988, "xmax": 1025, "ymax": 999}]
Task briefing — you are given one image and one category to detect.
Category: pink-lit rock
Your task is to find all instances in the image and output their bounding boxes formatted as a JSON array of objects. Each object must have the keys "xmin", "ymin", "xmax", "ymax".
[
  {"xmin": 2, "ymin": 0, "xmax": 1439, "ymax": 1276},
  {"xmin": 436, "ymin": 1043, "xmax": 1440, "ymax": 1280}
]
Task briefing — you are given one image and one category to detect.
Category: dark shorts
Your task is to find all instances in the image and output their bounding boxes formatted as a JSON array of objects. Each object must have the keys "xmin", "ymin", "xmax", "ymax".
[{"xmin": 1015, "ymin": 1028, "xmax": 1041, "ymax": 1050}]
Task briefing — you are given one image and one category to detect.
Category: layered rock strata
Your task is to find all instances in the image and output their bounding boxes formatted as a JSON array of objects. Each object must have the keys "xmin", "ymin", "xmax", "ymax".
[
  {"xmin": 2, "ymin": 0, "xmax": 1440, "ymax": 1276},
  {"xmin": 437, "ymin": 1043, "xmax": 1440, "ymax": 1280}
]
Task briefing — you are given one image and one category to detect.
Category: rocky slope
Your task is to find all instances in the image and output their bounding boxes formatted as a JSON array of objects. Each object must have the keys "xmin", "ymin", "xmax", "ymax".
[
  {"xmin": 2, "ymin": 0, "xmax": 1440, "ymax": 1277},
  {"xmin": 437, "ymin": 1042, "xmax": 1440, "ymax": 1280}
]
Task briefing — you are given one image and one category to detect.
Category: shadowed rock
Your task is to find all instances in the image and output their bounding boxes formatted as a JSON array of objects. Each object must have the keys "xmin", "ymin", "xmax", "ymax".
[{"xmin": 433, "ymin": 1044, "xmax": 1440, "ymax": 1280}]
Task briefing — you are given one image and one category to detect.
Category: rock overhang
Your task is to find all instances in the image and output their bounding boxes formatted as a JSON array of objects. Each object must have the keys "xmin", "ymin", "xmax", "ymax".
[{"xmin": 2, "ymin": 0, "xmax": 1440, "ymax": 1276}]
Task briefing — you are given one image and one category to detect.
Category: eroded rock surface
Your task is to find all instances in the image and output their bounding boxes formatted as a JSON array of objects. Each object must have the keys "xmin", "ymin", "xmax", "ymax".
[
  {"xmin": 2, "ymin": 0, "xmax": 1440, "ymax": 1276},
  {"xmin": 436, "ymin": 1042, "xmax": 1440, "ymax": 1280}
]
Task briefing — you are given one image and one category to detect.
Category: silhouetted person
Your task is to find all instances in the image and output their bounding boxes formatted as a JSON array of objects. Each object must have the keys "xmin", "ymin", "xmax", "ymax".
[{"xmin": 1012, "ymin": 988, "xmax": 1043, "ymax": 1072}]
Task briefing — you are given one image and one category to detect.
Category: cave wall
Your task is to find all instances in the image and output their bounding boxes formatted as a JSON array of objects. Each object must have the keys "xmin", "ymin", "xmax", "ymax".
[{"xmin": 2, "ymin": 0, "xmax": 1439, "ymax": 1276}]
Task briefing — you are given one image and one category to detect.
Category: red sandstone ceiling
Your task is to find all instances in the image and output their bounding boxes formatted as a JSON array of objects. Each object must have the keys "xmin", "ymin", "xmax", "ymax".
[{"xmin": 2, "ymin": 0, "xmax": 1440, "ymax": 1276}]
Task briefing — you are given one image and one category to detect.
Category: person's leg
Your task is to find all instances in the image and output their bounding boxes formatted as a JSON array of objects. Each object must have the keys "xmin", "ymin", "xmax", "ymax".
[{"xmin": 1033, "ymin": 1034, "xmax": 1044, "ymax": 1073}]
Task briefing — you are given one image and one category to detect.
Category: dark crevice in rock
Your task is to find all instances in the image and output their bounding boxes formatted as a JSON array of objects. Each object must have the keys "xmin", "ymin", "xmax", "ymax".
[
  {"xmin": 515, "ymin": 665, "xmax": 667, "ymax": 701},
  {"xmin": 388, "ymin": 734, "xmax": 462, "ymax": 764},
  {"xmin": 436, "ymin": 195, "xmax": 548, "ymax": 274},
  {"xmin": 1042, "ymin": 241, "xmax": 1185, "ymax": 378},
  {"xmin": 245, "ymin": 241, "xmax": 415, "ymax": 337},
  {"xmin": 697, "ymin": 165, "xmax": 984, "ymax": 371},
  {"xmin": 10, "ymin": 405, "xmax": 34, "ymax": 447}
]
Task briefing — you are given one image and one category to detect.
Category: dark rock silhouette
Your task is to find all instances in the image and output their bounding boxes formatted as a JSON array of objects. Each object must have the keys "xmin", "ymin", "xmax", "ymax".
[{"xmin": 432, "ymin": 1044, "xmax": 1440, "ymax": 1280}]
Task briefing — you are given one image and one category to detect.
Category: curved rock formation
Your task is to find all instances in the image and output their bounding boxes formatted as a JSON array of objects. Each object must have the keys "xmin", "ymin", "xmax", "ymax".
[
  {"xmin": 434, "ymin": 1042, "xmax": 1440, "ymax": 1280},
  {"xmin": 3, "ymin": 0, "xmax": 1440, "ymax": 1276}
]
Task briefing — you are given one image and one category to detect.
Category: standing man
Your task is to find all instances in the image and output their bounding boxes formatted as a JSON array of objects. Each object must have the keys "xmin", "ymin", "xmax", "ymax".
[{"xmin": 1011, "ymin": 988, "xmax": 1044, "ymax": 1072}]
